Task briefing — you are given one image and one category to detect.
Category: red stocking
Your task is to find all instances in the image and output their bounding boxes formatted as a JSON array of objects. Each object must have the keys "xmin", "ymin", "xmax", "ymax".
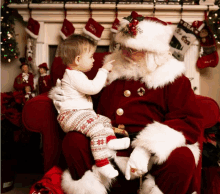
[{"xmin": 192, "ymin": 20, "xmax": 219, "ymax": 69}]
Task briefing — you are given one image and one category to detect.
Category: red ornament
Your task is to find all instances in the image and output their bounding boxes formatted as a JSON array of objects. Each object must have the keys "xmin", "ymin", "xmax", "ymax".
[
  {"xmin": 3, "ymin": 38, "xmax": 6, "ymax": 41},
  {"xmin": 9, "ymin": 44, "xmax": 12, "ymax": 47}
]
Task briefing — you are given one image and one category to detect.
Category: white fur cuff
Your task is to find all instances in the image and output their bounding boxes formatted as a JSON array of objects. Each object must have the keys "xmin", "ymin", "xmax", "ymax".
[
  {"xmin": 132, "ymin": 121, "xmax": 186, "ymax": 165},
  {"xmin": 61, "ymin": 166, "xmax": 113, "ymax": 194},
  {"xmin": 140, "ymin": 174, "xmax": 163, "ymax": 194}
]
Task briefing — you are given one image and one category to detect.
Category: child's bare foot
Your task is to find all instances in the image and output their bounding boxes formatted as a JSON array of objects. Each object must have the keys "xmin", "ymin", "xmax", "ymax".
[
  {"xmin": 98, "ymin": 164, "xmax": 118, "ymax": 178},
  {"xmin": 107, "ymin": 137, "xmax": 130, "ymax": 150}
]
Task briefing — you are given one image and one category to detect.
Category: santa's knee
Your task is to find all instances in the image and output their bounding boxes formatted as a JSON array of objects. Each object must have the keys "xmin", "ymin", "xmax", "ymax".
[
  {"xmin": 62, "ymin": 131, "xmax": 94, "ymax": 179},
  {"xmin": 166, "ymin": 146, "xmax": 196, "ymax": 176},
  {"xmin": 142, "ymin": 147, "xmax": 198, "ymax": 194}
]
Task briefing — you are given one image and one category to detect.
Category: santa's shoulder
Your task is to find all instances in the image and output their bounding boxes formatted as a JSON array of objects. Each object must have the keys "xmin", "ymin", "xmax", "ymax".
[{"xmin": 143, "ymin": 57, "xmax": 186, "ymax": 89}]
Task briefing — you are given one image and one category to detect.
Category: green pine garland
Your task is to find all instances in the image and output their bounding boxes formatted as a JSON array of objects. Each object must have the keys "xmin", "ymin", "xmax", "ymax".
[
  {"xmin": 208, "ymin": 9, "xmax": 220, "ymax": 45},
  {"xmin": 1, "ymin": 1, "xmax": 26, "ymax": 63}
]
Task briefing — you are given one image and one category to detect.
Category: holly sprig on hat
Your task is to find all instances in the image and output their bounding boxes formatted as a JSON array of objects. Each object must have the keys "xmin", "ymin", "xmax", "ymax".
[{"xmin": 121, "ymin": 11, "xmax": 144, "ymax": 37}]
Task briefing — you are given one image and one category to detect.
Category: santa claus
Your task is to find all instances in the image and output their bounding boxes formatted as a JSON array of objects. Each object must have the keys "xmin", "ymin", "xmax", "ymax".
[{"xmin": 50, "ymin": 11, "xmax": 203, "ymax": 194}]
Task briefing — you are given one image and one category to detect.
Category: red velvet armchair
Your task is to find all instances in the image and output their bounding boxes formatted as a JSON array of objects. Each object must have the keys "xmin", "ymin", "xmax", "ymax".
[{"xmin": 22, "ymin": 52, "xmax": 220, "ymax": 193}]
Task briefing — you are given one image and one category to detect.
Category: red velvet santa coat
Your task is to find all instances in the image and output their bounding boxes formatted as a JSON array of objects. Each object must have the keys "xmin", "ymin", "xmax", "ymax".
[
  {"xmin": 38, "ymin": 75, "xmax": 52, "ymax": 94},
  {"xmin": 13, "ymin": 72, "xmax": 34, "ymax": 92},
  {"xmin": 99, "ymin": 52, "xmax": 203, "ymax": 192}
]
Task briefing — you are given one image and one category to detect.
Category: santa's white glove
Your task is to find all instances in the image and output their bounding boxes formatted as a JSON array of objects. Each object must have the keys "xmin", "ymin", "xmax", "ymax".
[
  {"xmin": 48, "ymin": 79, "xmax": 65, "ymax": 110},
  {"xmin": 125, "ymin": 147, "xmax": 151, "ymax": 180}
]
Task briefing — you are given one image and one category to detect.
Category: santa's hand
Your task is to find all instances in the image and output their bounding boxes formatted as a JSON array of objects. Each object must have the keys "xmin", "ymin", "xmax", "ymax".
[
  {"xmin": 125, "ymin": 147, "xmax": 151, "ymax": 180},
  {"xmin": 48, "ymin": 79, "xmax": 65, "ymax": 110}
]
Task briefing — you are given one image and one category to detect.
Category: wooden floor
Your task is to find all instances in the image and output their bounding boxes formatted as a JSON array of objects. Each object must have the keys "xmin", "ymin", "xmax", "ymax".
[{"xmin": 3, "ymin": 173, "xmax": 43, "ymax": 194}]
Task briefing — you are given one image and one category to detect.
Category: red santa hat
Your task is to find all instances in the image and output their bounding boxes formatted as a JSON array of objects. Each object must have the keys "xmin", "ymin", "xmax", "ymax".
[
  {"xmin": 38, "ymin": 62, "xmax": 49, "ymax": 71},
  {"xmin": 25, "ymin": 18, "xmax": 40, "ymax": 39},
  {"xmin": 60, "ymin": 19, "xmax": 75, "ymax": 40},
  {"xmin": 114, "ymin": 11, "xmax": 173, "ymax": 54},
  {"xmin": 83, "ymin": 18, "xmax": 104, "ymax": 41}
]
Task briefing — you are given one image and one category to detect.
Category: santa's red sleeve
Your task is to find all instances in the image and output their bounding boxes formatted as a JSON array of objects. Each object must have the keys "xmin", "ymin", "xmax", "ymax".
[{"xmin": 132, "ymin": 75, "xmax": 203, "ymax": 166}]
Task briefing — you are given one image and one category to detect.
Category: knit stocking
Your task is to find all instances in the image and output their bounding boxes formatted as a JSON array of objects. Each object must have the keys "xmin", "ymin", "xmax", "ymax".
[{"xmin": 192, "ymin": 20, "xmax": 219, "ymax": 69}]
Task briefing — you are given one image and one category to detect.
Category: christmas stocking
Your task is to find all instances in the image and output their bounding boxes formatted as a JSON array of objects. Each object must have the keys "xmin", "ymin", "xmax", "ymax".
[
  {"xmin": 60, "ymin": 18, "xmax": 75, "ymax": 40},
  {"xmin": 25, "ymin": 18, "xmax": 40, "ymax": 76},
  {"xmin": 192, "ymin": 20, "xmax": 219, "ymax": 69},
  {"xmin": 109, "ymin": 17, "xmax": 120, "ymax": 52},
  {"xmin": 83, "ymin": 17, "xmax": 104, "ymax": 43},
  {"xmin": 169, "ymin": 19, "xmax": 199, "ymax": 61}
]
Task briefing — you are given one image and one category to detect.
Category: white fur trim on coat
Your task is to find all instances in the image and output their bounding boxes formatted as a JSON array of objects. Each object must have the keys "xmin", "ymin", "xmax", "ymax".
[
  {"xmin": 115, "ymin": 19, "xmax": 173, "ymax": 53},
  {"xmin": 131, "ymin": 122, "xmax": 200, "ymax": 166},
  {"xmin": 186, "ymin": 142, "xmax": 200, "ymax": 166},
  {"xmin": 141, "ymin": 174, "xmax": 198, "ymax": 194},
  {"xmin": 132, "ymin": 121, "xmax": 186, "ymax": 165},
  {"xmin": 61, "ymin": 166, "xmax": 114, "ymax": 194},
  {"xmin": 140, "ymin": 174, "xmax": 163, "ymax": 194},
  {"xmin": 104, "ymin": 52, "xmax": 186, "ymax": 89}
]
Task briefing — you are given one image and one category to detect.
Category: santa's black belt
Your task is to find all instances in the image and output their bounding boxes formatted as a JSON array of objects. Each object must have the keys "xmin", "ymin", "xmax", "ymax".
[{"xmin": 113, "ymin": 127, "xmax": 138, "ymax": 141}]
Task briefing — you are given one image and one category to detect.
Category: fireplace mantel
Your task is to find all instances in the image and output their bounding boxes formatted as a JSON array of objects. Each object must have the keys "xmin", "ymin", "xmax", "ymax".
[
  {"xmin": 9, "ymin": 3, "xmax": 219, "ymax": 45},
  {"xmin": 8, "ymin": 3, "xmax": 219, "ymax": 94},
  {"xmin": 9, "ymin": 3, "xmax": 219, "ymax": 23}
]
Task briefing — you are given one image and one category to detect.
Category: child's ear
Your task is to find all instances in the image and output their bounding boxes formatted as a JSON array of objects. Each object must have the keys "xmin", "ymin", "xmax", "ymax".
[{"xmin": 75, "ymin": 55, "xmax": 81, "ymax": 65}]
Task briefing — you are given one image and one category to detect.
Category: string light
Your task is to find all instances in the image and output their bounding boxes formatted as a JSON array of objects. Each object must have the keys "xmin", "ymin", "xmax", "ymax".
[
  {"xmin": 1, "ymin": 2, "xmax": 20, "ymax": 63},
  {"xmin": 208, "ymin": 10, "xmax": 220, "ymax": 46}
]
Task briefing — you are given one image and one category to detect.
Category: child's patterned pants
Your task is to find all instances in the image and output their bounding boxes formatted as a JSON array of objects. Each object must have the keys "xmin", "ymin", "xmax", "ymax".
[{"xmin": 57, "ymin": 109, "xmax": 116, "ymax": 167}]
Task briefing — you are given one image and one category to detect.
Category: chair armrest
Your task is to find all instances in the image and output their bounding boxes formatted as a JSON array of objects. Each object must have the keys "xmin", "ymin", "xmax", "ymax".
[
  {"xmin": 195, "ymin": 95, "xmax": 220, "ymax": 129},
  {"xmin": 22, "ymin": 93, "xmax": 57, "ymax": 133},
  {"xmin": 22, "ymin": 93, "xmax": 65, "ymax": 172}
]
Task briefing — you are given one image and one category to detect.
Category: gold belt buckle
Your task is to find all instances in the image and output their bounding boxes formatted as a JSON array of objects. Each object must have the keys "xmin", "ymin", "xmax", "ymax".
[{"xmin": 113, "ymin": 125, "xmax": 129, "ymax": 137}]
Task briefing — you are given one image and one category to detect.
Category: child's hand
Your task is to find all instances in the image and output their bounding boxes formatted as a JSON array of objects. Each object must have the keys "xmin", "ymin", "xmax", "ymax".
[{"xmin": 102, "ymin": 60, "xmax": 115, "ymax": 72}]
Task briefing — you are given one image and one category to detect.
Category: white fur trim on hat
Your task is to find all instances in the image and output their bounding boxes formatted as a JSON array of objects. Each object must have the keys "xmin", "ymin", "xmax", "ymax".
[
  {"xmin": 61, "ymin": 166, "xmax": 114, "ymax": 194},
  {"xmin": 132, "ymin": 121, "xmax": 186, "ymax": 165},
  {"xmin": 83, "ymin": 27, "xmax": 101, "ymax": 41},
  {"xmin": 115, "ymin": 19, "xmax": 173, "ymax": 53},
  {"xmin": 25, "ymin": 27, "xmax": 38, "ymax": 39},
  {"xmin": 140, "ymin": 174, "xmax": 163, "ymax": 194}
]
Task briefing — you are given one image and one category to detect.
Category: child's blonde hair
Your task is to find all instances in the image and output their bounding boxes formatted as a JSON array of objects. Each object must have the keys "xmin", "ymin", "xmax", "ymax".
[{"xmin": 60, "ymin": 34, "xmax": 96, "ymax": 66}]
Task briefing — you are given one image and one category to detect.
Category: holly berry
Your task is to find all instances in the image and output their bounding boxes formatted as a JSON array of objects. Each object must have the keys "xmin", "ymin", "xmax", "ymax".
[{"xmin": 132, "ymin": 19, "xmax": 139, "ymax": 26}]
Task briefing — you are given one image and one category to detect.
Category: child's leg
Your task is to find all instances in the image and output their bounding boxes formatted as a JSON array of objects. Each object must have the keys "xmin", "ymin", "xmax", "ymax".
[
  {"xmin": 97, "ymin": 115, "xmax": 130, "ymax": 150},
  {"xmin": 89, "ymin": 125, "xmax": 119, "ymax": 178}
]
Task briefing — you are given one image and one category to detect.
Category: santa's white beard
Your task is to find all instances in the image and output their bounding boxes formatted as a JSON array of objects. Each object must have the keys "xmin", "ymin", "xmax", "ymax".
[{"xmin": 105, "ymin": 49, "xmax": 178, "ymax": 89}]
